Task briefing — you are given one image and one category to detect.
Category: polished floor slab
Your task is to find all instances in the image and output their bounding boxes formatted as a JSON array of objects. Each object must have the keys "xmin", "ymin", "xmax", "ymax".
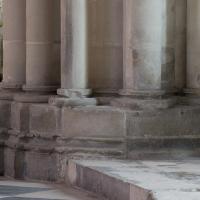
[{"xmin": 0, "ymin": 178, "xmax": 102, "ymax": 200}]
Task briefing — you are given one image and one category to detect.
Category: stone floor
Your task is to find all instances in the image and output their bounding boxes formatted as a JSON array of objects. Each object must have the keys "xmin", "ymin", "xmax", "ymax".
[
  {"xmin": 0, "ymin": 178, "xmax": 102, "ymax": 200},
  {"xmin": 73, "ymin": 159, "xmax": 200, "ymax": 200}
]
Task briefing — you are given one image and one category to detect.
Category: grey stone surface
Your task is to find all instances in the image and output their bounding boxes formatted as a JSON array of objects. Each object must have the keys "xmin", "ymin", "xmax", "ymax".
[
  {"xmin": 69, "ymin": 159, "xmax": 200, "ymax": 200},
  {"xmin": 0, "ymin": 185, "xmax": 50, "ymax": 196},
  {"xmin": 0, "ymin": 179, "xmax": 103, "ymax": 200},
  {"xmin": 29, "ymin": 104, "xmax": 61, "ymax": 138},
  {"xmin": 0, "ymin": 146, "xmax": 4, "ymax": 175},
  {"xmin": 126, "ymin": 106, "xmax": 200, "ymax": 137},
  {"xmin": 49, "ymin": 96, "xmax": 97, "ymax": 107},
  {"xmin": 4, "ymin": 148, "xmax": 15, "ymax": 178},
  {"xmin": 11, "ymin": 102, "xmax": 30, "ymax": 135},
  {"xmin": 0, "ymin": 100, "xmax": 11, "ymax": 129},
  {"xmin": 2, "ymin": 100, "xmax": 200, "ymax": 180},
  {"xmin": 61, "ymin": 106, "xmax": 126, "ymax": 138},
  {"xmin": 25, "ymin": 152, "xmax": 60, "ymax": 182}
]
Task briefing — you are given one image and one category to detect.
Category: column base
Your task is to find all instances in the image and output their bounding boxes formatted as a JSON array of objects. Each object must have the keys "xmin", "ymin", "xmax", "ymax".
[
  {"xmin": 57, "ymin": 88, "xmax": 92, "ymax": 98},
  {"xmin": 111, "ymin": 97, "xmax": 177, "ymax": 110},
  {"xmin": 49, "ymin": 96, "xmax": 97, "ymax": 107},
  {"xmin": 114, "ymin": 88, "xmax": 177, "ymax": 110}
]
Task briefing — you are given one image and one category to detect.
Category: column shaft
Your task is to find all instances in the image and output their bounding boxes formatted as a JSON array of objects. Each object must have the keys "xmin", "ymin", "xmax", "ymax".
[
  {"xmin": 24, "ymin": 0, "xmax": 60, "ymax": 93},
  {"xmin": 58, "ymin": 0, "xmax": 91, "ymax": 97},
  {"xmin": 2, "ymin": 0, "xmax": 26, "ymax": 89},
  {"xmin": 175, "ymin": 0, "xmax": 187, "ymax": 91},
  {"xmin": 122, "ymin": 0, "xmax": 176, "ymax": 97},
  {"xmin": 186, "ymin": 0, "xmax": 200, "ymax": 95}
]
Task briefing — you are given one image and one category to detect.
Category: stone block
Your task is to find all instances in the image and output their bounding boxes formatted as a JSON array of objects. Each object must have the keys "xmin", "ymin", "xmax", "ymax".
[
  {"xmin": 15, "ymin": 150, "xmax": 26, "ymax": 179},
  {"xmin": 126, "ymin": 106, "xmax": 200, "ymax": 137},
  {"xmin": 29, "ymin": 104, "xmax": 61, "ymax": 138},
  {"xmin": 62, "ymin": 106, "xmax": 125, "ymax": 138},
  {"xmin": 4, "ymin": 147, "xmax": 15, "ymax": 178},
  {"xmin": 25, "ymin": 151, "xmax": 61, "ymax": 181},
  {"xmin": 127, "ymin": 137, "xmax": 200, "ymax": 160},
  {"xmin": 11, "ymin": 102, "xmax": 30, "ymax": 134},
  {"xmin": 0, "ymin": 145, "xmax": 4, "ymax": 175},
  {"xmin": 68, "ymin": 161, "xmax": 130, "ymax": 200},
  {"xmin": 0, "ymin": 100, "xmax": 11, "ymax": 129}
]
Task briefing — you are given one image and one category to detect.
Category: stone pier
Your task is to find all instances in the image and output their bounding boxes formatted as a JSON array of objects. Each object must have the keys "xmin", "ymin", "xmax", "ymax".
[{"xmin": 186, "ymin": 0, "xmax": 200, "ymax": 98}]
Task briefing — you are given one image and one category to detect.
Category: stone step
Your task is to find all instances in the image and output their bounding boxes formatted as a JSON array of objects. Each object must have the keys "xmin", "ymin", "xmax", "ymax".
[
  {"xmin": 56, "ymin": 185, "xmax": 108, "ymax": 200},
  {"xmin": 67, "ymin": 159, "xmax": 200, "ymax": 200}
]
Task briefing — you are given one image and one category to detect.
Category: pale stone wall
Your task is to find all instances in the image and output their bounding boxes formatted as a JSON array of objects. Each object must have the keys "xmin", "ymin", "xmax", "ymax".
[
  {"xmin": 88, "ymin": 0, "xmax": 123, "ymax": 94},
  {"xmin": 0, "ymin": 0, "xmax": 2, "ymax": 80}
]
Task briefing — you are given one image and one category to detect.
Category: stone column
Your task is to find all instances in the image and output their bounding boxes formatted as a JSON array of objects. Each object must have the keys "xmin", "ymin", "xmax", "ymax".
[
  {"xmin": 175, "ymin": 0, "xmax": 187, "ymax": 92},
  {"xmin": 117, "ymin": 0, "xmax": 176, "ymax": 109},
  {"xmin": 23, "ymin": 0, "xmax": 60, "ymax": 94},
  {"xmin": 51, "ymin": 0, "xmax": 96, "ymax": 106},
  {"xmin": 186, "ymin": 0, "xmax": 200, "ymax": 97},
  {"xmin": 1, "ymin": 0, "xmax": 26, "ymax": 90}
]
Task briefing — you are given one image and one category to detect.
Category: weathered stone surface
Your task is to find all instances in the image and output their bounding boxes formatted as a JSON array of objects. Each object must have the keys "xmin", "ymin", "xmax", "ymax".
[
  {"xmin": 88, "ymin": 0, "xmax": 123, "ymax": 93},
  {"xmin": 0, "ymin": 145, "xmax": 4, "ymax": 175},
  {"xmin": 25, "ymin": 0, "xmax": 60, "ymax": 92},
  {"xmin": 69, "ymin": 160, "xmax": 200, "ymax": 200},
  {"xmin": 123, "ymin": 0, "xmax": 176, "ymax": 93},
  {"xmin": 0, "ymin": 100, "xmax": 11, "ymax": 129},
  {"xmin": 68, "ymin": 160, "xmax": 130, "ymax": 200},
  {"xmin": 2, "ymin": 0, "xmax": 26, "ymax": 89},
  {"xmin": 126, "ymin": 106, "xmax": 200, "ymax": 137},
  {"xmin": 4, "ymin": 147, "xmax": 15, "ymax": 177},
  {"xmin": 11, "ymin": 102, "xmax": 30, "ymax": 135},
  {"xmin": 49, "ymin": 96, "xmax": 97, "ymax": 107},
  {"xmin": 187, "ymin": 0, "xmax": 200, "ymax": 91},
  {"xmin": 61, "ymin": 106, "xmax": 126, "ymax": 138},
  {"xmin": 175, "ymin": 0, "xmax": 187, "ymax": 90},
  {"xmin": 112, "ymin": 97, "xmax": 177, "ymax": 110},
  {"xmin": 29, "ymin": 104, "xmax": 61, "ymax": 138},
  {"xmin": 127, "ymin": 137, "xmax": 200, "ymax": 160},
  {"xmin": 25, "ymin": 151, "xmax": 61, "ymax": 181}
]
